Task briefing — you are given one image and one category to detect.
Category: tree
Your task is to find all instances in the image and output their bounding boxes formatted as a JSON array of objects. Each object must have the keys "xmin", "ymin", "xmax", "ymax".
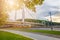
[
  {"xmin": 0, "ymin": 0, "xmax": 8, "ymax": 26},
  {"xmin": 17, "ymin": 0, "xmax": 44, "ymax": 22},
  {"xmin": 17, "ymin": 0, "xmax": 44, "ymax": 12},
  {"xmin": 0, "ymin": 13, "xmax": 8, "ymax": 26}
]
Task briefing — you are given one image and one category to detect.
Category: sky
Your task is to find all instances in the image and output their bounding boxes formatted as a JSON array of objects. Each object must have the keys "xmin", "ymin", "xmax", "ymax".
[
  {"xmin": 8, "ymin": 0, "xmax": 60, "ymax": 22},
  {"xmin": 36, "ymin": 0, "xmax": 60, "ymax": 22}
]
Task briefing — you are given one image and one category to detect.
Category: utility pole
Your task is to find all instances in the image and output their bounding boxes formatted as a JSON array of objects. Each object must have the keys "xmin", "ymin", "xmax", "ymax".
[{"xmin": 49, "ymin": 12, "xmax": 53, "ymax": 31}]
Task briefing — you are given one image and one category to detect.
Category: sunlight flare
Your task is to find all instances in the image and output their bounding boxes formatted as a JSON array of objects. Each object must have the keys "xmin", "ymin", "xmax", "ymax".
[{"xmin": 5, "ymin": 0, "xmax": 15, "ymax": 6}]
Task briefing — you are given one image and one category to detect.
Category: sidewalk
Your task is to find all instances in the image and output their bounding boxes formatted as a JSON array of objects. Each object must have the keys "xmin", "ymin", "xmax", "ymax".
[{"xmin": 0, "ymin": 29, "xmax": 60, "ymax": 40}]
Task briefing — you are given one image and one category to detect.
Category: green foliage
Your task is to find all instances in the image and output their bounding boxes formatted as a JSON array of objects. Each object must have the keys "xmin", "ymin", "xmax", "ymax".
[
  {"xmin": 32, "ymin": 0, "xmax": 44, "ymax": 5},
  {"xmin": 0, "ymin": 12, "xmax": 8, "ymax": 26},
  {"xmin": 25, "ymin": 19, "xmax": 60, "ymax": 26},
  {"xmin": 0, "ymin": 0, "xmax": 8, "ymax": 26},
  {"xmin": 0, "ymin": 0, "xmax": 44, "ymax": 12},
  {"xmin": 17, "ymin": 19, "xmax": 60, "ymax": 26},
  {"xmin": 25, "ymin": 0, "xmax": 44, "ymax": 12},
  {"xmin": 24, "ymin": 19, "xmax": 45, "ymax": 23},
  {"xmin": 17, "ymin": 0, "xmax": 44, "ymax": 12},
  {"xmin": 0, "ymin": 31, "xmax": 33, "ymax": 40},
  {"xmin": 25, "ymin": 1, "xmax": 35, "ymax": 11},
  {"xmin": 20, "ymin": 29, "xmax": 60, "ymax": 35}
]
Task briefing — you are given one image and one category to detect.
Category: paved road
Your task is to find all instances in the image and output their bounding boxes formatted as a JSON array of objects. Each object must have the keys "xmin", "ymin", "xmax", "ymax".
[
  {"xmin": 29, "ymin": 28, "xmax": 60, "ymax": 31},
  {"xmin": 0, "ymin": 29, "xmax": 60, "ymax": 40}
]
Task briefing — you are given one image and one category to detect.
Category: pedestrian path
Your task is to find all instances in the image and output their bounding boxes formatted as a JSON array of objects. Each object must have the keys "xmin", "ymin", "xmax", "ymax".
[{"xmin": 0, "ymin": 29, "xmax": 60, "ymax": 40}]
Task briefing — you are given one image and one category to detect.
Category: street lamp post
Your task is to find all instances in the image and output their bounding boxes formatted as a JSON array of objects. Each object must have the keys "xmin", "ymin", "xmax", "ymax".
[{"xmin": 49, "ymin": 12, "xmax": 53, "ymax": 30}]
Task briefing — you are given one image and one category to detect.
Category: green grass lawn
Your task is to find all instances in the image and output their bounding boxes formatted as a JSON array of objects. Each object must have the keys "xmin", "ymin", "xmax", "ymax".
[
  {"xmin": 26, "ymin": 30, "xmax": 60, "ymax": 35},
  {"xmin": 18, "ymin": 29, "xmax": 60, "ymax": 35},
  {"xmin": 0, "ymin": 31, "xmax": 33, "ymax": 40},
  {"xmin": 5, "ymin": 28, "xmax": 60, "ymax": 35}
]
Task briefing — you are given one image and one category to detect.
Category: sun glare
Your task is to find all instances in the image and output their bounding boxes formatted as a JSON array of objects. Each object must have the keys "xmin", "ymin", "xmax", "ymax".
[{"xmin": 5, "ymin": 0, "xmax": 15, "ymax": 6}]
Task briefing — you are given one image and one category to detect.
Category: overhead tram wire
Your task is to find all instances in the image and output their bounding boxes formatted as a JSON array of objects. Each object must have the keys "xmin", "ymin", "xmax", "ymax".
[
  {"xmin": 24, "ymin": 0, "xmax": 36, "ymax": 19},
  {"xmin": 26, "ymin": 8, "xmax": 35, "ymax": 19}
]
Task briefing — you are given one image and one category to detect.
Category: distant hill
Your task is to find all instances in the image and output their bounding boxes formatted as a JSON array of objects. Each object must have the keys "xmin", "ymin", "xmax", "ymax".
[
  {"xmin": 16, "ymin": 19, "xmax": 60, "ymax": 28},
  {"xmin": 17, "ymin": 19, "xmax": 46, "ymax": 23},
  {"xmin": 17, "ymin": 19, "xmax": 60, "ymax": 26}
]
